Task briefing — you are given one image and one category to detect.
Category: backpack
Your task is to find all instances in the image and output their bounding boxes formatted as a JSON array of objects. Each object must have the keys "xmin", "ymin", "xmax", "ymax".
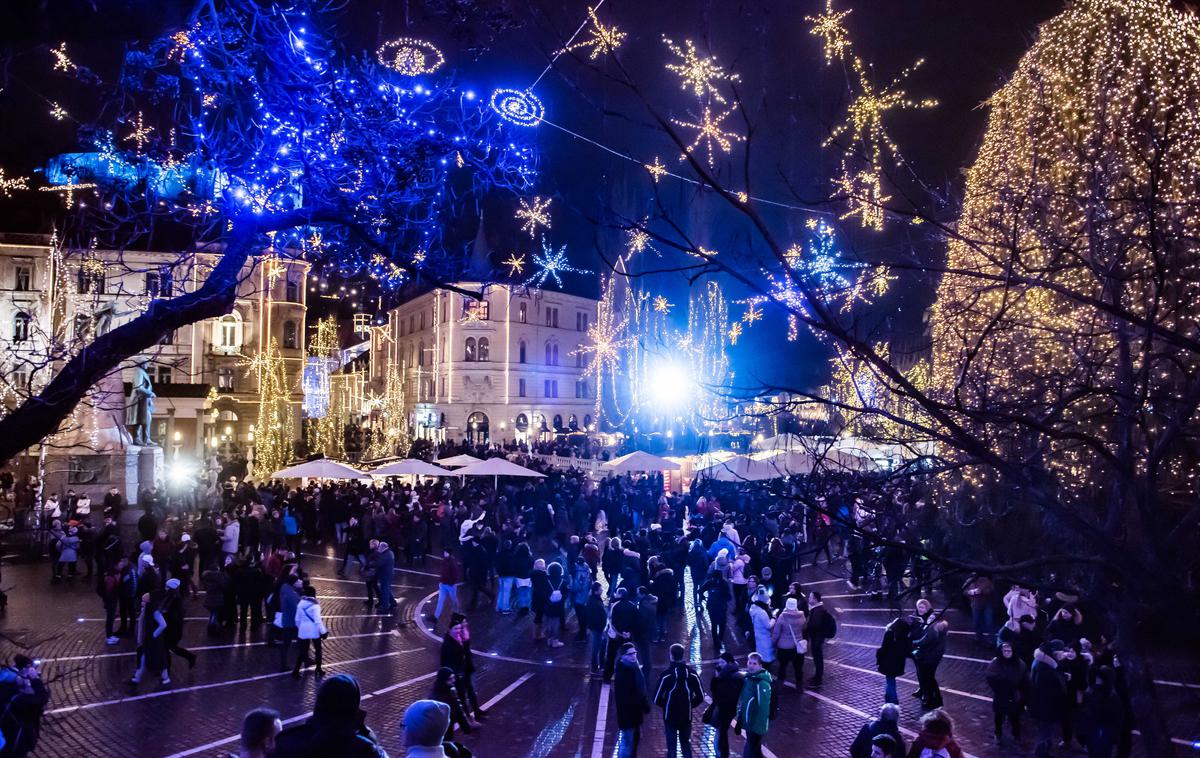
[
  {"xmin": 919, "ymin": 749, "xmax": 951, "ymax": 758},
  {"xmin": 549, "ymin": 580, "xmax": 564, "ymax": 604},
  {"xmin": 825, "ymin": 612, "xmax": 838, "ymax": 639}
]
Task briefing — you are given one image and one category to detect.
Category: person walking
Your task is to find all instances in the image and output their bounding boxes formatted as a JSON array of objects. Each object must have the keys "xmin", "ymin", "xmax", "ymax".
[
  {"xmin": 161, "ymin": 578, "xmax": 197, "ymax": 670},
  {"xmin": 654, "ymin": 643, "xmax": 705, "ymax": 758},
  {"xmin": 1029, "ymin": 641, "xmax": 1069, "ymax": 758},
  {"xmin": 701, "ymin": 568, "xmax": 733, "ymax": 654},
  {"xmin": 986, "ymin": 640, "xmax": 1028, "ymax": 746},
  {"xmin": 748, "ymin": 587, "xmax": 776, "ymax": 668},
  {"xmin": 131, "ymin": 591, "xmax": 170, "ymax": 686},
  {"xmin": 431, "ymin": 666, "xmax": 477, "ymax": 737},
  {"xmin": 543, "ymin": 561, "xmax": 568, "ymax": 648},
  {"xmin": 614, "ymin": 643, "xmax": 650, "ymax": 757},
  {"xmin": 570, "ymin": 556, "xmax": 593, "ymax": 642},
  {"xmin": 804, "ymin": 591, "xmax": 835, "ymax": 687},
  {"xmin": 876, "ymin": 616, "xmax": 911, "ymax": 705},
  {"xmin": 735, "ymin": 652, "xmax": 773, "ymax": 758},
  {"xmin": 585, "ymin": 582, "xmax": 608, "ymax": 676},
  {"xmin": 375, "ymin": 541, "xmax": 396, "ymax": 614},
  {"xmin": 850, "ymin": 703, "xmax": 906, "ymax": 758},
  {"xmin": 97, "ymin": 563, "xmax": 122, "ymax": 645},
  {"xmin": 706, "ymin": 652, "xmax": 744, "ymax": 758},
  {"xmin": 440, "ymin": 614, "xmax": 484, "ymax": 723},
  {"xmin": 770, "ymin": 597, "xmax": 806, "ymax": 691},
  {"xmin": 274, "ymin": 575, "xmax": 301, "ymax": 671},
  {"xmin": 292, "ymin": 586, "xmax": 328, "ymax": 678},
  {"xmin": 912, "ymin": 616, "xmax": 949, "ymax": 710},
  {"xmin": 434, "ymin": 550, "xmax": 460, "ymax": 623}
]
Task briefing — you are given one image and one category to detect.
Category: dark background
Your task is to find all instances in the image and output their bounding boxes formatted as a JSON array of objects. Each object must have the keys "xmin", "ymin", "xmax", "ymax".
[{"xmin": 0, "ymin": 0, "xmax": 1070, "ymax": 391}]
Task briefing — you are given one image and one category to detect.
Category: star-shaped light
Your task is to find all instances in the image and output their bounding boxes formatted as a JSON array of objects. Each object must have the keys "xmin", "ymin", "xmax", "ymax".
[
  {"xmin": 645, "ymin": 157, "xmax": 668, "ymax": 183},
  {"xmin": 515, "ymin": 196, "xmax": 552, "ymax": 238},
  {"xmin": 39, "ymin": 178, "xmax": 96, "ymax": 209},
  {"xmin": 561, "ymin": 7, "xmax": 626, "ymax": 61},
  {"xmin": 0, "ymin": 168, "xmax": 30, "ymax": 198},
  {"xmin": 527, "ymin": 238, "xmax": 590, "ymax": 289},
  {"xmin": 51, "ymin": 42, "xmax": 75, "ymax": 73},
  {"xmin": 124, "ymin": 111, "xmax": 155, "ymax": 154},
  {"xmin": 742, "ymin": 303, "xmax": 763, "ymax": 324},
  {"xmin": 664, "ymin": 38, "xmax": 741, "ymax": 104},
  {"xmin": 627, "ymin": 229, "xmax": 650, "ymax": 256},
  {"xmin": 672, "ymin": 106, "xmax": 745, "ymax": 168},
  {"xmin": 727, "ymin": 321, "xmax": 743, "ymax": 344},
  {"xmin": 806, "ymin": 0, "xmax": 853, "ymax": 65},
  {"xmin": 783, "ymin": 243, "xmax": 804, "ymax": 265},
  {"xmin": 49, "ymin": 102, "xmax": 68, "ymax": 121},
  {"xmin": 653, "ymin": 295, "xmax": 673, "ymax": 314},
  {"xmin": 503, "ymin": 253, "xmax": 526, "ymax": 276}
]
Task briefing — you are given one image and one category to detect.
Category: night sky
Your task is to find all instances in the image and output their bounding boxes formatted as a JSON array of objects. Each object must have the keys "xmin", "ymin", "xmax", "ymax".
[{"xmin": 0, "ymin": 0, "xmax": 1063, "ymax": 391}]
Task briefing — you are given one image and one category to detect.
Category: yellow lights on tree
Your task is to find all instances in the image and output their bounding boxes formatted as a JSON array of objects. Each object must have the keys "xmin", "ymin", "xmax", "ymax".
[
  {"xmin": 515, "ymin": 196, "xmax": 552, "ymax": 238},
  {"xmin": 672, "ymin": 106, "xmax": 744, "ymax": 168},
  {"xmin": 806, "ymin": 0, "xmax": 853, "ymax": 65},
  {"xmin": 0, "ymin": 168, "xmax": 30, "ymax": 198},
  {"xmin": 664, "ymin": 38, "xmax": 741, "ymax": 104},
  {"xmin": 247, "ymin": 338, "xmax": 293, "ymax": 477},
  {"xmin": 39, "ymin": 178, "xmax": 96, "ymax": 209},
  {"xmin": 124, "ymin": 111, "xmax": 155, "ymax": 154},
  {"xmin": 561, "ymin": 7, "xmax": 627, "ymax": 61}
]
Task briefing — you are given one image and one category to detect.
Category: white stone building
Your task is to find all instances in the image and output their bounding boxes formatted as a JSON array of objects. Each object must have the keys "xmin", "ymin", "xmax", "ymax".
[{"xmin": 369, "ymin": 283, "xmax": 599, "ymax": 443}]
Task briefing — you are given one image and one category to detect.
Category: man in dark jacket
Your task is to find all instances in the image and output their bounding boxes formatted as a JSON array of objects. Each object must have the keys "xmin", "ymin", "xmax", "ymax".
[
  {"xmin": 374, "ymin": 541, "xmax": 396, "ymax": 614},
  {"xmin": 1028, "ymin": 640, "xmax": 1068, "ymax": 758},
  {"xmin": 635, "ymin": 588, "xmax": 657, "ymax": 684},
  {"xmin": 604, "ymin": 587, "xmax": 639, "ymax": 681},
  {"xmin": 804, "ymin": 591, "xmax": 835, "ymax": 687},
  {"xmin": 654, "ymin": 643, "xmax": 705, "ymax": 758},
  {"xmin": 440, "ymin": 613, "xmax": 484, "ymax": 722},
  {"xmin": 912, "ymin": 618, "xmax": 949, "ymax": 710},
  {"xmin": 0, "ymin": 656, "xmax": 49, "ymax": 756},
  {"xmin": 585, "ymin": 582, "xmax": 608, "ymax": 676},
  {"xmin": 876, "ymin": 617, "xmax": 910, "ymax": 704},
  {"xmin": 700, "ymin": 569, "xmax": 732, "ymax": 654},
  {"xmin": 271, "ymin": 674, "xmax": 386, "ymax": 758},
  {"xmin": 849, "ymin": 703, "xmax": 906, "ymax": 758},
  {"xmin": 613, "ymin": 643, "xmax": 649, "ymax": 757}
]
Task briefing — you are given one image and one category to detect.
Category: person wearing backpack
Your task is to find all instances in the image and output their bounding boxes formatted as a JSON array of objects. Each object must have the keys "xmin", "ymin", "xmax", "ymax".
[
  {"xmin": 569, "ymin": 557, "xmax": 593, "ymax": 642},
  {"xmin": 653, "ymin": 643, "xmax": 705, "ymax": 758},
  {"xmin": 804, "ymin": 591, "xmax": 836, "ymax": 687},
  {"xmin": 543, "ymin": 562, "xmax": 568, "ymax": 648}
]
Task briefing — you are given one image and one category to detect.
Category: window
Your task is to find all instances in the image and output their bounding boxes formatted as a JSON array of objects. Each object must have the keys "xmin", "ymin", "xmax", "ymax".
[
  {"xmin": 569, "ymin": 414, "xmax": 578, "ymax": 430},
  {"xmin": 518, "ymin": 378, "xmax": 526, "ymax": 397},
  {"xmin": 584, "ymin": 414, "xmax": 592, "ymax": 429},
  {"xmin": 159, "ymin": 329, "xmax": 174, "ymax": 345},
  {"xmin": 553, "ymin": 413, "xmax": 563, "ymax": 430},
  {"xmin": 544, "ymin": 379, "xmax": 551, "ymax": 398},
  {"xmin": 420, "ymin": 312, "xmax": 426, "ymax": 330},
  {"xmin": 515, "ymin": 413, "xmax": 528, "ymax": 432},
  {"xmin": 545, "ymin": 307, "xmax": 558, "ymax": 327},
  {"xmin": 11, "ymin": 368, "xmax": 28, "ymax": 391},
  {"xmin": 543, "ymin": 379, "xmax": 559, "ymax": 398},
  {"xmin": 545, "ymin": 343, "xmax": 552, "ymax": 365},
  {"xmin": 440, "ymin": 376, "xmax": 446, "ymax": 396},
  {"xmin": 399, "ymin": 319, "xmax": 405, "ymax": 337},
  {"xmin": 285, "ymin": 274, "xmax": 301, "ymax": 302},
  {"xmin": 581, "ymin": 313, "xmax": 588, "ymax": 331},
  {"xmin": 576, "ymin": 349, "xmax": 583, "ymax": 368},
  {"xmin": 442, "ymin": 299, "xmax": 448, "ymax": 322},
  {"xmin": 217, "ymin": 366, "xmax": 234, "ymax": 390},
  {"xmin": 74, "ymin": 314, "xmax": 93, "ymax": 340},
  {"xmin": 14, "ymin": 265, "xmax": 31, "ymax": 292},
  {"xmin": 418, "ymin": 340, "xmax": 426, "ymax": 366},
  {"xmin": 519, "ymin": 341, "xmax": 526, "ymax": 363},
  {"xmin": 518, "ymin": 302, "xmax": 527, "ymax": 323},
  {"xmin": 477, "ymin": 337, "xmax": 490, "ymax": 361},
  {"xmin": 78, "ymin": 264, "xmax": 104, "ymax": 295},
  {"xmin": 462, "ymin": 298, "xmax": 490, "ymax": 321},
  {"xmin": 156, "ymin": 366, "xmax": 172, "ymax": 384},
  {"xmin": 146, "ymin": 268, "xmax": 172, "ymax": 298},
  {"xmin": 577, "ymin": 312, "xmax": 590, "ymax": 331},
  {"xmin": 464, "ymin": 337, "xmax": 476, "ymax": 361},
  {"xmin": 409, "ymin": 315, "xmax": 415, "ymax": 333},
  {"xmin": 12, "ymin": 312, "xmax": 30, "ymax": 342},
  {"xmin": 215, "ymin": 313, "xmax": 242, "ymax": 353},
  {"xmin": 553, "ymin": 344, "xmax": 560, "ymax": 365},
  {"xmin": 575, "ymin": 380, "xmax": 588, "ymax": 398},
  {"xmin": 283, "ymin": 320, "xmax": 298, "ymax": 349}
]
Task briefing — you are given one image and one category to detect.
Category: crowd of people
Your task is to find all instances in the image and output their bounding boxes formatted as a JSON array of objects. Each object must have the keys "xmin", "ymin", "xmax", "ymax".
[{"xmin": 0, "ymin": 437, "xmax": 1142, "ymax": 758}]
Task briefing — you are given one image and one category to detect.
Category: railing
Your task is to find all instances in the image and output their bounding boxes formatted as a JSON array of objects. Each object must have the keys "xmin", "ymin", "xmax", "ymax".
[{"xmin": 524, "ymin": 452, "xmax": 608, "ymax": 474}]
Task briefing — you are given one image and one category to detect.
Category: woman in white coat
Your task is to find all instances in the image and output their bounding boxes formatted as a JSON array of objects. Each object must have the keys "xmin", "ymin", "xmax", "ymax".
[
  {"xmin": 749, "ymin": 586, "xmax": 776, "ymax": 668},
  {"xmin": 292, "ymin": 586, "xmax": 328, "ymax": 678}
]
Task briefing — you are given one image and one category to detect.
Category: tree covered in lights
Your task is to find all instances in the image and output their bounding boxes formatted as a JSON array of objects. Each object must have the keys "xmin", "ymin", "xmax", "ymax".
[{"xmin": 0, "ymin": 0, "xmax": 535, "ymax": 464}]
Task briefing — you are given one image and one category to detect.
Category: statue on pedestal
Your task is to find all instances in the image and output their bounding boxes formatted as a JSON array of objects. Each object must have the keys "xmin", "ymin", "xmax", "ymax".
[{"xmin": 129, "ymin": 360, "xmax": 157, "ymax": 446}]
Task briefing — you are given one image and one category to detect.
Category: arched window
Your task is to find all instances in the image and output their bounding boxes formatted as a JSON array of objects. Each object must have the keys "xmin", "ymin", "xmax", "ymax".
[
  {"xmin": 214, "ymin": 313, "xmax": 243, "ymax": 354},
  {"xmin": 553, "ymin": 344, "xmax": 560, "ymax": 365},
  {"xmin": 576, "ymin": 348, "xmax": 583, "ymax": 368},
  {"xmin": 545, "ymin": 342, "xmax": 553, "ymax": 365},
  {"xmin": 285, "ymin": 273, "xmax": 301, "ymax": 302},
  {"xmin": 515, "ymin": 413, "xmax": 529, "ymax": 432},
  {"xmin": 282, "ymin": 320, "xmax": 298, "ymax": 349},
  {"xmin": 217, "ymin": 366, "xmax": 234, "ymax": 390},
  {"xmin": 418, "ymin": 340, "xmax": 426, "ymax": 366},
  {"xmin": 584, "ymin": 414, "xmax": 592, "ymax": 429},
  {"xmin": 569, "ymin": 414, "xmax": 578, "ymax": 431},
  {"xmin": 477, "ymin": 337, "xmax": 490, "ymax": 361},
  {"xmin": 408, "ymin": 342, "xmax": 415, "ymax": 366},
  {"xmin": 553, "ymin": 414, "xmax": 564, "ymax": 431},
  {"xmin": 519, "ymin": 340, "xmax": 527, "ymax": 363},
  {"xmin": 12, "ymin": 311, "xmax": 30, "ymax": 342},
  {"xmin": 464, "ymin": 337, "xmax": 476, "ymax": 362}
]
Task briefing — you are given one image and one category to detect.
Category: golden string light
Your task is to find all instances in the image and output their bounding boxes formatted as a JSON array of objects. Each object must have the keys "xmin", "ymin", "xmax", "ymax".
[
  {"xmin": 124, "ymin": 111, "xmax": 155, "ymax": 154},
  {"xmin": 664, "ymin": 38, "xmax": 741, "ymax": 104},
  {"xmin": 0, "ymin": 168, "xmax": 30, "ymax": 198},
  {"xmin": 653, "ymin": 295, "xmax": 673, "ymax": 314},
  {"xmin": 515, "ymin": 196, "xmax": 552, "ymax": 237},
  {"xmin": 168, "ymin": 24, "xmax": 201, "ymax": 62},
  {"xmin": 50, "ymin": 42, "xmax": 75, "ymax": 72},
  {"xmin": 49, "ymin": 102, "xmax": 68, "ymax": 121},
  {"xmin": 671, "ymin": 106, "xmax": 745, "ymax": 168},
  {"xmin": 246, "ymin": 338, "xmax": 294, "ymax": 477},
  {"xmin": 39, "ymin": 178, "xmax": 96, "ymax": 209},
  {"xmin": 376, "ymin": 38, "xmax": 446, "ymax": 76},
  {"xmin": 627, "ymin": 229, "xmax": 651, "ymax": 256},
  {"xmin": 806, "ymin": 0, "xmax": 853, "ymax": 65},
  {"xmin": 502, "ymin": 253, "xmax": 526, "ymax": 276},
  {"xmin": 561, "ymin": 7, "xmax": 626, "ymax": 60},
  {"xmin": 645, "ymin": 156, "xmax": 668, "ymax": 182}
]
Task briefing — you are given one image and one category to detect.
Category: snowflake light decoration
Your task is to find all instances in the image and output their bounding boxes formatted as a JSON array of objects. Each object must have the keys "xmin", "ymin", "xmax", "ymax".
[
  {"xmin": 124, "ymin": 111, "xmax": 155, "ymax": 154},
  {"xmin": 50, "ymin": 42, "xmax": 75, "ymax": 73},
  {"xmin": 806, "ymin": 0, "xmax": 853, "ymax": 65},
  {"xmin": 561, "ymin": 7, "xmax": 626, "ymax": 60},
  {"xmin": 527, "ymin": 238, "xmax": 590, "ymax": 289},
  {"xmin": 0, "ymin": 168, "xmax": 30, "ymax": 198},
  {"xmin": 645, "ymin": 156, "xmax": 668, "ymax": 182},
  {"xmin": 376, "ymin": 38, "xmax": 445, "ymax": 76},
  {"xmin": 49, "ymin": 102, "xmax": 68, "ymax": 121},
  {"xmin": 490, "ymin": 88, "xmax": 545, "ymax": 127},
  {"xmin": 39, "ymin": 177, "xmax": 96, "ymax": 208},
  {"xmin": 515, "ymin": 196, "xmax": 552, "ymax": 237},
  {"xmin": 727, "ymin": 321, "xmax": 743, "ymax": 344},
  {"xmin": 664, "ymin": 38, "xmax": 741, "ymax": 104},
  {"xmin": 503, "ymin": 253, "xmax": 526, "ymax": 276},
  {"xmin": 653, "ymin": 295, "xmax": 673, "ymax": 314},
  {"xmin": 627, "ymin": 228, "xmax": 651, "ymax": 256},
  {"xmin": 835, "ymin": 167, "xmax": 890, "ymax": 231},
  {"xmin": 672, "ymin": 106, "xmax": 744, "ymax": 168},
  {"xmin": 742, "ymin": 302, "xmax": 763, "ymax": 324}
]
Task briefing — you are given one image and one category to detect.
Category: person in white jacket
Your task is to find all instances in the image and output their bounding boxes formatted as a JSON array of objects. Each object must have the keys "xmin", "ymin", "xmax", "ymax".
[
  {"xmin": 221, "ymin": 516, "xmax": 241, "ymax": 559},
  {"xmin": 292, "ymin": 586, "xmax": 328, "ymax": 678}
]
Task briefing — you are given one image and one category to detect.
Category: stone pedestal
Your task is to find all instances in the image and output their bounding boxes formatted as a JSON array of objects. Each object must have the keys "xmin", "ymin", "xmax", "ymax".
[
  {"xmin": 138, "ymin": 446, "xmax": 163, "ymax": 493},
  {"xmin": 43, "ymin": 447, "xmax": 142, "ymax": 507}
]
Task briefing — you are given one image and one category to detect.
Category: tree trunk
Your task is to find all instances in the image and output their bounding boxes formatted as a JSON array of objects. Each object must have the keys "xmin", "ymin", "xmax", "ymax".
[
  {"xmin": 0, "ymin": 235, "xmax": 254, "ymax": 466},
  {"xmin": 1113, "ymin": 604, "xmax": 1178, "ymax": 756}
]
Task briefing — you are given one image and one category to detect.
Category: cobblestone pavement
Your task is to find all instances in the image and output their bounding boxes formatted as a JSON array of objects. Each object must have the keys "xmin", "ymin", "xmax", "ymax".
[{"xmin": 1, "ymin": 549, "xmax": 1196, "ymax": 757}]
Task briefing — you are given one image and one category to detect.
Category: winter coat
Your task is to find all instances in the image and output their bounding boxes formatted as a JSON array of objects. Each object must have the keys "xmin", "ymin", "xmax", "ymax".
[
  {"xmin": 278, "ymin": 583, "xmax": 301, "ymax": 629},
  {"xmin": 441, "ymin": 634, "xmax": 475, "ymax": 678},
  {"xmin": 531, "ymin": 569, "xmax": 551, "ymax": 614},
  {"xmin": 912, "ymin": 621, "xmax": 948, "ymax": 668},
  {"xmin": 272, "ymin": 676, "xmax": 385, "ymax": 758},
  {"xmin": 905, "ymin": 729, "xmax": 964, "ymax": 758},
  {"xmin": 708, "ymin": 667, "xmax": 743, "ymax": 724},
  {"xmin": 202, "ymin": 568, "xmax": 230, "ymax": 610},
  {"xmin": 749, "ymin": 604, "xmax": 776, "ymax": 662},
  {"xmin": 850, "ymin": 718, "xmax": 906, "ymax": 758},
  {"xmin": 610, "ymin": 599, "xmax": 639, "ymax": 639},
  {"xmin": 0, "ymin": 678, "xmax": 49, "ymax": 756},
  {"xmin": 1027, "ymin": 649, "xmax": 1067, "ymax": 722},
  {"xmin": 805, "ymin": 604, "xmax": 835, "ymax": 643},
  {"xmin": 295, "ymin": 597, "xmax": 328, "ymax": 640},
  {"xmin": 221, "ymin": 522, "xmax": 240, "ymax": 553},
  {"xmin": 736, "ymin": 668, "xmax": 773, "ymax": 736},
  {"xmin": 770, "ymin": 608, "xmax": 806, "ymax": 652},
  {"xmin": 570, "ymin": 563, "xmax": 593, "ymax": 606},
  {"xmin": 57, "ymin": 534, "xmax": 80, "ymax": 563},
  {"xmin": 585, "ymin": 595, "xmax": 607, "ymax": 632},
  {"xmin": 375, "ymin": 549, "xmax": 396, "ymax": 585},
  {"xmin": 876, "ymin": 620, "xmax": 911, "ymax": 677},
  {"xmin": 701, "ymin": 572, "xmax": 731, "ymax": 617},
  {"xmin": 654, "ymin": 662, "xmax": 705, "ymax": 728},
  {"xmin": 985, "ymin": 654, "xmax": 1028, "ymax": 711},
  {"xmin": 614, "ymin": 658, "xmax": 650, "ymax": 730}
]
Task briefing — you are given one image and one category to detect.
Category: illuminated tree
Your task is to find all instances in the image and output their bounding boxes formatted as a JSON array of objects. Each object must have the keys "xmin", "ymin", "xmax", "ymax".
[
  {"xmin": 0, "ymin": 0, "xmax": 534, "ymax": 464},
  {"xmin": 305, "ymin": 316, "xmax": 342, "ymax": 459},
  {"xmin": 248, "ymin": 338, "xmax": 293, "ymax": 477}
]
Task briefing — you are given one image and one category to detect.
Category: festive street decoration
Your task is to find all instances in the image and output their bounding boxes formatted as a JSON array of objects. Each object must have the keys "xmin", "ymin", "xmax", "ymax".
[
  {"xmin": 576, "ymin": 276, "xmax": 633, "ymax": 422},
  {"xmin": 671, "ymin": 106, "xmax": 744, "ymax": 168},
  {"xmin": 652, "ymin": 295, "xmax": 673, "ymax": 314},
  {"xmin": 39, "ymin": 178, "xmax": 95, "ymax": 208},
  {"xmin": 376, "ymin": 38, "xmax": 445, "ymax": 76},
  {"xmin": 645, "ymin": 157, "xmax": 668, "ymax": 182},
  {"xmin": 490, "ymin": 88, "xmax": 545, "ymax": 127},
  {"xmin": 123, "ymin": 111, "xmax": 155, "ymax": 154},
  {"xmin": 50, "ymin": 42, "xmax": 75, "ymax": 73},
  {"xmin": 0, "ymin": 168, "xmax": 30, "ymax": 198},
  {"xmin": 305, "ymin": 316, "xmax": 342, "ymax": 458},
  {"xmin": 365, "ymin": 363, "xmax": 410, "ymax": 459},
  {"xmin": 49, "ymin": 102, "xmax": 68, "ymax": 121},
  {"xmin": 515, "ymin": 195, "xmax": 552, "ymax": 237},
  {"xmin": 806, "ymin": 0, "xmax": 853, "ymax": 65},
  {"xmin": 664, "ymin": 38, "xmax": 741, "ymax": 104},
  {"xmin": 561, "ymin": 7, "xmax": 626, "ymax": 60},
  {"xmin": 527, "ymin": 237, "xmax": 590, "ymax": 289},
  {"xmin": 247, "ymin": 338, "xmax": 294, "ymax": 477},
  {"xmin": 502, "ymin": 253, "xmax": 526, "ymax": 276},
  {"xmin": 627, "ymin": 228, "xmax": 650, "ymax": 256}
]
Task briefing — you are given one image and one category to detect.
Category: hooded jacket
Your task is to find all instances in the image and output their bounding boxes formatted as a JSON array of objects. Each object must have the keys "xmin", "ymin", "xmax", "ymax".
[
  {"xmin": 272, "ymin": 674, "xmax": 386, "ymax": 758},
  {"xmin": 770, "ymin": 608, "xmax": 806, "ymax": 651},
  {"xmin": 876, "ymin": 619, "xmax": 911, "ymax": 677},
  {"xmin": 1027, "ymin": 648, "xmax": 1067, "ymax": 721},
  {"xmin": 985, "ymin": 653, "xmax": 1028, "ymax": 710},
  {"xmin": 653, "ymin": 661, "xmax": 705, "ymax": 728},
  {"xmin": 736, "ymin": 668, "xmax": 773, "ymax": 736},
  {"xmin": 904, "ymin": 727, "xmax": 964, "ymax": 758},
  {"xmin": 614, "ymin": 657, "xmax": 650, "ymax": 729}
]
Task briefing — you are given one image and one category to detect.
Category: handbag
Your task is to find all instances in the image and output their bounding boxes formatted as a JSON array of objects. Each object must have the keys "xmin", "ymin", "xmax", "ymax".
[
  {"xmin": 788, "ymin": 620, "xmax": 808, "ymax": 654},
  {"xmin": 701, "ymin": 702, "xmax": 718, "ymax": 726}
]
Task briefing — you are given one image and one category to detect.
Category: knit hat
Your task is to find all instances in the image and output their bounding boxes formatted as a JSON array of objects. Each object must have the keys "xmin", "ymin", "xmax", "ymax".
[
  {"xmin": 720, "ymin": 651, "xmax": 737, "ymax": 665},
  {"xmin": 403, "ymin": 699, "xmax": 451, "ymax": 748},
  {"xmin": 313, "ymin": 674, "xmax": 362, "ymax": 720},
  {"xmin": 180, "ymin": 533, "xmax": 191, "ymax": 542},
  {"xmin": 785, "ymin": 598, "xmax": 799, "ymax": 612},
  {"xmin": 753, "ymin": 587, "xmax": 770, "ymax": 604},
  {"xmin": 165, "ymin": 578, "xmax": 181, "ymax": 590}
]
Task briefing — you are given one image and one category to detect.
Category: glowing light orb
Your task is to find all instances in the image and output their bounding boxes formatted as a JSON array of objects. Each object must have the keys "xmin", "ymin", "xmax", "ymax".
[
  {"xmin": 376, "ymin": 38, "xmax": 445, "ymax": 76},
  {"xmin": 647, "ymin": 361, "xmax": 693, "ymax": 409},
  {"xmin": 490, "ymin": 88, "xmax": 545, "ymax": 127}
]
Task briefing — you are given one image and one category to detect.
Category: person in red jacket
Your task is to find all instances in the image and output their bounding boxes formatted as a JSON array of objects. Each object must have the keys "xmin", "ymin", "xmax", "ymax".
[
  {"xmin": 905, "ymin": 709, "xmax": 965, "ymax": 758},
  {"xmin": 435, "ymin": 550, "xmax": 460, "ymax": 622}
]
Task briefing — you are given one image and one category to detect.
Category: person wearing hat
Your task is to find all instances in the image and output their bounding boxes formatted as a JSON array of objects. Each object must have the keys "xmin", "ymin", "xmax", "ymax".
[
  {"xmin": 700, "ymin": 566, "xmax": 733, "ymax": 654},
  {"xmin": 748, "ymin": 587, "xmax": 776, "ymax": 671},
  {"xmin": 705, "ymin": 653, "xmax": 743, "ymax": 758},
  {"xmin": 771, "ymin": 597, "xmax": 807, "ymax": 690},
  {"xmin": 56, "ymin": 526, "xmax": 81, "ymax": 581},
  {"xmin": 161, "ymin": 577, "xmax": 197, "ymax": 670},
  {"xmin": 1028, "ymin": 640, "xmax": 1069, "ymax": 757},
  {"xmin": 613, "ymin": 642, "xmax": 650, "ymax": 756},
  {"xmin": 430, "ymin": 667, "xmax": 478, "ymax": 736},
  {"xmin": 272, "ymin": 674, "xmax": 386, "ymax": 757},
  {"xmin": 174, "ymin": 533, "xmax": 198, "ymax": 597},
  {"xmin": 401, "ymin": 699, "xmax": 452, "ymax": 758},
  {"xmin": 440, "ymin": 614, "xmax": 484, "ymax": 724}
]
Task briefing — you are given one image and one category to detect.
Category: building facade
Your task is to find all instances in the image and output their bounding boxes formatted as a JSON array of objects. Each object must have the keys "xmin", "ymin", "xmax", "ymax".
[
  {"xmin": 0, "ymin": 233, "xmax": 308, "ymax": 458},
  {"xmin": 369, "ymin": 283, "xmax": 599, "ymax": 443}
]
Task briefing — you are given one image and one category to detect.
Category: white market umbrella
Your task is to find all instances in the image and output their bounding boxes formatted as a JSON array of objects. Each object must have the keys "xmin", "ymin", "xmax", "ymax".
[
  {"xmin": 760, "ymin": 450, "xmax": 815, "ymax": 475},
  {"xmin": 697, "ymin": 455, "xmax": 783, "ymax": 482},
  {"xmin": 272, "ymin": 459, "xmax": 368, "ymax": 480},
  {"xmin": 436, "ymin": 454, "xmax": 484, "ymax": 468},
  {"xmin": 752, "ymin": 433, "xmax": 806, "ymax": 452},
  {"xmin": 454, "ymin": 457, "xmax": 546, "ymax": 489},
  {"xmin": 371, "ymin": 459, "xmax": 453, "ymax": 478},
  {"xmin": 603, "ymin": 450, "xmax": 683, "ymax": 473}
]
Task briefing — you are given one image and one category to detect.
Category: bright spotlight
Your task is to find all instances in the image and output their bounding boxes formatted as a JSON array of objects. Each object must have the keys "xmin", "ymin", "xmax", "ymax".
[
  {"xmin": 167, "ymin": 460, "xmax": 195, "ymax": 487},
  {"xmin": 647, "ymin": 362, "xmax": 692, "ymax": 408}
]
